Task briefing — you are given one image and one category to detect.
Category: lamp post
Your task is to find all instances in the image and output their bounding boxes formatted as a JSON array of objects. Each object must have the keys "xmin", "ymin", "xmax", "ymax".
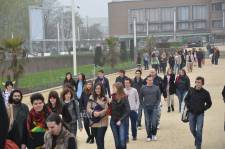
[
  {"xmin": 133, "ymin": 17, "xmax": 137, "ymax": 62},
  {"xmin": 71, "ymin": 0, "xmax": 77, "ymax": 76}
]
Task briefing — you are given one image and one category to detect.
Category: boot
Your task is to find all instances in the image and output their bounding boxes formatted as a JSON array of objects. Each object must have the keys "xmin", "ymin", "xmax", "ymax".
[
  {"xmin": 89, "ymin": 135, "xmax": 94, "ymax": 144},
  {"xmin": 167, "ymin": 107, "xmax": 171, "ymax": 112},
  {"xmin": 171, "ymin": 105, "xmax": 174, "ymax": 112},
  {"xmin": 86, "ymin": 136, "xmax": 92, "ymax": 143}
]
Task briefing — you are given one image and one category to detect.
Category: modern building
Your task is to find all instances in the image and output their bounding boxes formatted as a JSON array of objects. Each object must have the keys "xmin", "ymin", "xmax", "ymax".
[{"xmin": 108, "ymin": 0, "xmax": 225, "ymax": 46}]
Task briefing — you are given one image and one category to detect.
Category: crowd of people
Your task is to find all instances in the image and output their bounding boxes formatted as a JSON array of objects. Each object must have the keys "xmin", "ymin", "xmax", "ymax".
[{"xmin": 0, "ymin": 46, "xmax": 223, "ymax": 149}]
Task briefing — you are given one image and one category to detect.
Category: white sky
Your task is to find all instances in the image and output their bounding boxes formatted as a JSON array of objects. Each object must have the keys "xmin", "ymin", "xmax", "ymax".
[{"xmin": 61, "ymin": 0, "xmax": 112, "ymax": 18}]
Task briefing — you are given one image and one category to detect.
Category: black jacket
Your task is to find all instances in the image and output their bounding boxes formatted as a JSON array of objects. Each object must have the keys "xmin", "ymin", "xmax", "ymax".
[
  {"xmin": 133, "ymin": 77, "xmax": 144, "ymax": 94},
  {"xmin": 111, "ymin": 94, "xmax": 130, "ymax": 122},
  {"xmin": 222, "ymin": 86, "xmax": 225, "ymax": 103},
  {"xmin": 163, "ymin": 74, "xmax": 176, "ymax": 97},
  {"xmin": 175, "ymin": 75, "xmax": 190, "ymax": 92},
  {"xmin": 95, "ymin": 77, "xmax": 111, "ymax": 98},
  {"xmin": 185, "ymin": 87, "xmax": 212, "ymax": 115},
  {"xmin": 168, "ymin": 56, "xmax": 175, "ymax": 67},
  {"xmin": 80, "ymin": 91, "xmax": 91, "ymax": 111}
]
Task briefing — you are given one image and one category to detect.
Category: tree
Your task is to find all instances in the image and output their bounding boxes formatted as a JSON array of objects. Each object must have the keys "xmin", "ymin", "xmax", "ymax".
[
  {"xmin": 1, "ymin": 37, "xmax": 26, "ymax": 87},
  {"xmin": 105, "ymin": 37, "xmax": 119, "ymax": 68},
  {"xmin": 94, "ymin": 46, "xmax": 104, "ymax": 67},
  {"xmin": 120, "ymin": 41, "xmax": 128, "ymax": 62},
  {"xmin": 145, "ymin": 35, "xmax": 156, "ymax": 51}
]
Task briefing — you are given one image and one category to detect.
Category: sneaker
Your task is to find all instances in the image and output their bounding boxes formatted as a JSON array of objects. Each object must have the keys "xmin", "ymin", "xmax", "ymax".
[
  {"xmin": 152, "ymin": 135, "xmax": 157, "ymax": 141},
  {"xmin": 171, "ymin": 105, "xmax": 174, "ymax": 111},
  {"xmin": 157, "ymin": 124, "xmax": 160, "ymax": 129},
  {"xmin": 167, "ymin": 107, "xmax": 171, "ymax": 112},
  {"xmin": 146, "ymin": 138, "xmax": 152, "ymax": 142},
  {"xmin": 133, "ymin": 137, "xmax": 137, "ymax": 141},
  {"xmin": 138, "ymin": 126, "xmax": 142, "ymax": 130}
]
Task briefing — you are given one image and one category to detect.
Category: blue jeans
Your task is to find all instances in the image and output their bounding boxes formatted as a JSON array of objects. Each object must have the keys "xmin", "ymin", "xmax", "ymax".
[
  {"xmin": 144, "ymin": 60, "xmax": 149, "ymax": 70},
  {"xmin": 144, "ymin": 106, "xmax": 158, "ymax": 138},
  {"xmin": 189, "ymin": 113, "xmax": 204, "ymax": 148},
  {"xmin": 176, "ymin": 89, "xmax": 187, "ymax": 112},
  {"xmin": 137, "ymin": 104, "xmax": 143, "ymax": 126},
  {"xmin": 110, "ymin": 120, "xmax": 127, "ymax": 149},
  {"xmin": 92, "ymin": 127, "xmax": 107, "ymax": 149},
  {"xmin": 174, "ymin": 64, "xmax": 180, "ymax": 75},
  {"xmin": 127, "ymin": 110, "xmax": 138, "ymax": 138}
]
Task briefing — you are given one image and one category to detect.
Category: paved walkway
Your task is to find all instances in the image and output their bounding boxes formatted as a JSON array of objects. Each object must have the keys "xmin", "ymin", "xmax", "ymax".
[{"xmin": 23, "ymin": 59, "xmax": 225, "ymax": 149}]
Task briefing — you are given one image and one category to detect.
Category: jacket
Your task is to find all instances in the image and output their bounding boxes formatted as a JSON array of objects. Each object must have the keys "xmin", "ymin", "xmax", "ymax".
[
  {"xmin": 132, "ymin": 77, "xmax": 144, "ymax": 94},
  {"xmin": 175, "ymin": 75, "xmax": 190, "ymax": 91},
  {"xmin": 111, "ymin": 94, "xmax": 130, "ymax": 122},
  {"xmin": 163, "ymin": 74, "xmax": 176, "ymax": 97},
  {"xmin": 185, "ymin": 87, "xmax": 212, "ymax": 115},
  {"xmin": 44, "ymin": 127, "xmax": 76, "ymax": 149},
  {"xmin": 95, "ymin": 77, "xmax": 111, "ymax": 98},
  {"xmin": 115, "ymin": 76, "xmax": 128, "ymax": 87}
]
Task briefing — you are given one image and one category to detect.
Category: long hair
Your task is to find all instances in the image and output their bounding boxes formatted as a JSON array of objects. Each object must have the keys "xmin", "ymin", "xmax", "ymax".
[
  {"xmin": 64, "ymin": 72, "xmax": 74, "ymax": 82},
  {"xmin": 8, "ymin": 89, "xmax": 23, "ymax": 104},
  {"xmin": 61, "ymin": 88, "xmax": 74, "ymax": 101},
  {"xmin": 78, "ymin": 73, "xmax": 86, "ymax": 82},
  {"xmin": 113, "ymin": 82, "xmax": 126, "ymax": 100},
  {"xmin": 48, "ymin": 91, "xmax": 62, "ymax": 114},
  {"xmin": 84, "ymin": 81, "xmax": 93, "ymax": 95},
  {"xmin": 93, "ymin": 82, "xmax": 105, "ymax": 101}
]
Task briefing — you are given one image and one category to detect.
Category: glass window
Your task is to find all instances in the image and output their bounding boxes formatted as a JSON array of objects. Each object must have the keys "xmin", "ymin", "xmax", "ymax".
[
  {"xmin": 149, "ymin": 24, "xmax": 160, "ymax": 32},
  {"xmin": 212, "ymin": 20, "xmax": 223, "ymax": 28},
  {"xmin": 193, "ymin": 5, "xmax": 208, "ymax": 20},
  {"xmin": 146, "ymin": 8, "xmax": 160, "ymax": 22},
  {"xmin": 178, "ymin": 22, "xmax": 189, "ymax": 30},
  {"xmin": 161, "ymin": 23, "xmax": 173, "ymax": 31},
  {"xmin": 136, "ymin": 24, "xmax": 146, "ymax": 33},
  {"xmin": 193, "ymin": 21, "xmax": 206, "ymax": 29},
  {"xmin": 129, "ymin": 9, "xmax": 145, "ymax": 23},
  {"xmin": 177, "ymin": 6, "xmax": 189, "ymax": 21},
  {"xmin": 212, "ymin": 2, "xmax": 222, "ymax": 11},
  {"xmin": 161, "ymin": 7, "xmax": 174, "ymax": 22}
]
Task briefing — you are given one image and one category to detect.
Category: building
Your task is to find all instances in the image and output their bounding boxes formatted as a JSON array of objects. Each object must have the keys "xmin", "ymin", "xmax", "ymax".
[{"xmin": 108, "ymin": 0, "xmax": 225, "ymax": 47}]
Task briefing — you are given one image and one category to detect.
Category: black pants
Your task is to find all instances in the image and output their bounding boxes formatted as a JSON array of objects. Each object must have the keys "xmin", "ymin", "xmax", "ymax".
[
  {"xmin": 83, "ymin": 117, "xmax": 93, "ymax": 138},
  {"xmin": 92, "ymin": 127, "xmax": 107, "ymax": 149}
]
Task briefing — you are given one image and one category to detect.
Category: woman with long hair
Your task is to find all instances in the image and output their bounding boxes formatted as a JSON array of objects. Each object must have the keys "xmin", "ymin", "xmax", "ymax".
[
  {"xmin": 63, "ymin": 72, "xmax": 76, "ymax": 91},
  {"xmin": 47, "ymin": 91, "xmax": 62, "ymax": 115},
  {"xmin": 61, "ymin": 88, "xmax": 83, "ymax": 137},
  {"xmin": 110, "ymin": 82, "xmax": 130, "ymax": 149},
  {"xmin": 80, "ymin": 80, "xmax": 95, "ymax": 143},
  {"xmin": 87, "ymin": 83, "xmax": 109, "ymax": 149}
]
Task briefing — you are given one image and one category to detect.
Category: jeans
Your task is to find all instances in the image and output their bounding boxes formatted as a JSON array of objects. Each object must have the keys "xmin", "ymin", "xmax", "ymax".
[
  {"xmin": 110, "ymin": 120, "xmax": 127, "ymax": 149},
  {"xmin": 174, "ymin": 64, "xmax": 180, "ymax": 75},
  {"xmin": 128, "ymin": 110, "xmax": 138, "ymax": 138},
  {"xmin": 144, "ymin": 60, "xmax": 149, "ymax": 70},
  {"xmin": 189, "ymin": 113, "xmax": 204, "ymax": 148},
  {"xmin": 137, "ymin": 104, "xmax": 143, "ymax": 126},
  {"xmin": 144, "ymin": 106, "xmax": 158, "ymax": 138},
  {"xmin": 92, "ymin": 127, "xmax": 107, "ymax": 149},
  {"xmin": 176, "ymin": 89, "xmax": 188, "ymax": 112},
  {"xmin": 157, "ymin": 103, "xmax": 162, "ymax": 127},
  {"xmin": 124, "ymin": 117, "xmax": 129, "ymax": 141}
]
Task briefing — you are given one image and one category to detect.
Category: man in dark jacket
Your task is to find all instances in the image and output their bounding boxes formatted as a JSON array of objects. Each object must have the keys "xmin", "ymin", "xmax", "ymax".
[
  {"xmin": 185, "ymin": 76, "xmax": 212, "ymax": 149},
  {"xmin": 115, "ymin": 69, "xmax": 128, "ymax": 87},
  {"xmin": 133, "ymin": 70, "xmax": 144, "ymax": 128},
  {"xmin": 196, "ymin": 49, "xmax": 204, "ymax": 68},
  {"xmin": 95, "ymin": 70, "xmax": 111, "ymax": 98}
]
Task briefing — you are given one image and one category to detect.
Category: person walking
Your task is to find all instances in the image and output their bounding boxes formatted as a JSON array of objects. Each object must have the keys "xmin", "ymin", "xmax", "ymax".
[
  {"xmin": 160, "ymin": 52, "xmax": 167, "ymax": 75},
  {"xmin": 2, "ymin": 80, "xmax": 14, "ymax": 105},
  {"xmin": 140, "ymin": 76, "xmax": 161, "ymax": 141},
  {"xmin": 163, "ymin": 68, "xmax": 176, "ymax": 112},
  {"xmin": 185, "ymin": 77, "xmax": 212, "ymax": 149},
  {"xmin": 61, "ymin": 88, "xmax": 83, "ymax": 137},
  {"xmin": 186, "ymin": 51, "xmax": 194, "ymax": 72},
  {"xmin": 6, "ymin": 90, "xmax": 29, "ymax": 148},
  {"xmin": 143, "ymin": 51, "xmax": 149, "ymax": 70},
  {"xmin": 133, "ymin": 70, "xmax": 144, "ymax": 129},
  {"xmin": 124, "ymin": 78, "xmax": 139, "ymax": 141},
  {"xmin": 75, "ymin": 73, "xmax": 86, "ymax": 104},
  {"xmin": 174, "ymin": 51, "xmax": 182, "ymax": 75},
  {"xmin": 87, "ymin": 83, "xmax": 109, "ymax": 149},
  {"xmin": 63, "ymin": 72, "xmax": 76, "ymax": 91},
  {"xmin": 196, "ymin": 48, "xmax": 204, "ymax": 68},
  {"xmin": 110, "ymin": 82, "xmax": 130, "ymax": 149},
  {"xmin": 151, "ymin": 53, "xmax": 160, "ymax": 73},
  {"xmin": 175, "ymin": 69, "xmax": 190, "ymax": 112},
  {"xmin": 95, "ymin": 70, "xmax": 111, "ymax": 98},
  {"xmin": 168, "ymin": 54, "xmax": 175, "ymax": 71},
  {"xmin": 80, "ymin": 81, "xmax": 95, "ymax": 144},
  {"xmin": 115, "ymin": 70, "xmax": 128, "ymax": 87},
  {"xmin": 44, "ymin": 113, "xmax": 77, "ymax": 149}
]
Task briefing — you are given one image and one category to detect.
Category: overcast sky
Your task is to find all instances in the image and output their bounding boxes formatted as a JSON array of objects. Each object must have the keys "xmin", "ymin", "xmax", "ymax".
[{"xmin": 61, "ymin": 0, "xmax": 112, "ymax": 18}]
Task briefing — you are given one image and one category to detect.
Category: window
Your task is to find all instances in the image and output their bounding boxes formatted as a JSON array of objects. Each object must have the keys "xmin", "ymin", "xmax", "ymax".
[
  {"xmin": 212, "ymin": 2, "xmax": 222, "ymax": 11},
  {"xmin": 146, "ymin": 8, "xmax": 160, "ymax": 22},
  {"xmin": 193, "ymin": 21, "xmax": 206, "ymax": 30},
  {"xmin": 177, "ymin": 6, "xmax": 189, "ymax": 21},
  {"xmin": 161, "ymin": 23, "xmax": 173, "ymax": 31},
  {"xmin": 178, "ymin": 22, "xmax": 189, "ymax": 30},
  {"xmin": 212, "ymin": 20, "xmax": 223, "ymax": 28},
  {"xmin": 129, "ymin": 9, "xmax": 145, "ymax": 23},
  {"xmin": 193, "ymin": 5, "xmax": 208, "ymax": 20},
  {"xmin": 149, "ymin": 24, "xmax": 160, "ymax": 32},
  {"xmin": 161, "ymin": 7, "xmax": 174, "ymax": 22}
]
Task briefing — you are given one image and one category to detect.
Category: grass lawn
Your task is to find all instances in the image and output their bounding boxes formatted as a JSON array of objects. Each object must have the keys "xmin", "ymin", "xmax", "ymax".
[{"xmin": 11, "ymin": 61, "xmax": 136, "ymax": 92}]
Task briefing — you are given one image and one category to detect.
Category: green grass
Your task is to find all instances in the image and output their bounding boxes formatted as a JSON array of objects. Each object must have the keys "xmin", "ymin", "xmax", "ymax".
[{"xmin": 7, "ymin": 61, "xmax": 136, "ymax": 92}]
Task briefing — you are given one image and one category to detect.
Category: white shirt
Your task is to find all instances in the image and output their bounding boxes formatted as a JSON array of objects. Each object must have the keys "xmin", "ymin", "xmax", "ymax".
[{"xmin": 124, "ymin": 87, "xmax": 140, "ymax": 111}]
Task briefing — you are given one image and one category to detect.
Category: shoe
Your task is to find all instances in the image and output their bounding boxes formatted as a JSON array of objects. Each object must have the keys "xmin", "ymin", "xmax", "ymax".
[
  {"xmin": 167, "ymin": 107, "xmax": 171, "ymax": 112},
  {"xmin": 89, "ymin": 136, "xmax": 94, "ymax": 144},
  {"xmin": 157, "ymin": 124, "xmax": 160, "ymax": 129},
  {"xmin": 171, "ymin": 105, "xmax": 174, "ymax": 112},
  {"xmin": 146, "ymin": 138, "xmax": 152, "ymax": 142},
  {"xmin": 126, "ymin": 138, "xmax": 129, "ymax": 143},
  {"xmin": 138, "ymin": 126, "xmax": 142, "ymax": 130},
  {"xmin": 152, "ymin": 135, "xmax": 157, "ymax": 141},
  {"xmin": 86, "ymin": 136, "xmax": 92, "ymax": 143},
  {"xmin": 133, "ymin": 137, "xmax": 137, "ymax": 141}
]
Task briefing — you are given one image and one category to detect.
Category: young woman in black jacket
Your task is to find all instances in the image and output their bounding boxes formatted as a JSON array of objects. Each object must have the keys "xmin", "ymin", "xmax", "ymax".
[{"xmin": 163, "ymin": 68, "xmax": 176, "ymax": 112}]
